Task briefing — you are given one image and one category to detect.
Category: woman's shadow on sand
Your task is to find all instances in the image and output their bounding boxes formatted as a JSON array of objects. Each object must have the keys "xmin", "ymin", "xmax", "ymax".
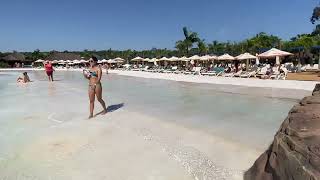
[{"xmin": 94, "ymin": 103, "xmax": 124, "ymax": 117}]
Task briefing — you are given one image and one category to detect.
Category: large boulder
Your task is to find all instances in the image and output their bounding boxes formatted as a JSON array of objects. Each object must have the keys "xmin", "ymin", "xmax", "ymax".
[{"xmin": 244, "ymin": 84, "xmax": 320, "ymax": 180}]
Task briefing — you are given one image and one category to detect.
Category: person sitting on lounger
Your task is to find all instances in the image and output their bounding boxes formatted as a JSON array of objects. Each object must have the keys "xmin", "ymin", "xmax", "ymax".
[
  {"xmin": 17, "ymin": 72, "xmax": 31, "ymax": 83},
  {"xmin": 225, "ymin": 66, "xmax": 232, "ymax": 73}
]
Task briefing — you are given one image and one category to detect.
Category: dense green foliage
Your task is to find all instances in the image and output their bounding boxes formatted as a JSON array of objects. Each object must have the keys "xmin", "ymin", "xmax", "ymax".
[{"xmin": 0, "ymin": 62, "xmax": 10, "ymax": 68}]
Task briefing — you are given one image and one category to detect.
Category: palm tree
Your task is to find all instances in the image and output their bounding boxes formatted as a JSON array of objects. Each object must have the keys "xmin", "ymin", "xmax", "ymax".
[
  {"xmin": 197, "ymin": 39, "xmax": 208, "ymax": 55},
  {"xmin": 175, "ymin": 27, "xmax": 200, "ymax": 56},
  {"xmin": 311, "ymin": 6, "xmax": 320, "ymax": 24},
  {"xmin": 175, "ymin": 40, "xmax": 188, "ymax": 56},
  {"xmin": 183, "ymin": 27, "xmax": 200, "ymax": 54}
]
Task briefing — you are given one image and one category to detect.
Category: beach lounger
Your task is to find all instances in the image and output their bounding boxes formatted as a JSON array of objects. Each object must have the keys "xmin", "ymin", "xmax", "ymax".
[
  {"xmin": 221, "ymin": 72, "xmax": 234, "ymax": 77},
  {"xmin": 194, "ymin": 67, "xmax": 202, "ymax": 75},
  {"xmin": 201, "ymin": 71, "xmax": 217, "ymax": 76},
  {"xmin": 240, "ymin": 71, "xmax": 257, "ymax": 78},
  {"xmin": 203, "ymin": 67, "xmax": 224, "ymax": 76},
  {"xmin": 232, "ymin": 70, "xmax": 243, "ymax": 77},
  {"xmin": 215, "ymin": 70, "xmax": 225, "ymax": 76},
  {"xmin": 184, "ymin": 67, "xmax": 196, "ymax": 75}
]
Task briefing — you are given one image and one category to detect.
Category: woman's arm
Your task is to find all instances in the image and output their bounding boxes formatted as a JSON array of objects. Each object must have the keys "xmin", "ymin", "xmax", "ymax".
[
  {"xmin": 97, "ymin": 67, "xmax": 102, "ymax": 83},
  {"xmin": 26, "ymin": 75, "xmax": 31, "ymax": 82},
  {"xmin": 83, "ymin": 70, "xmax": 90, "ymax": 80}
]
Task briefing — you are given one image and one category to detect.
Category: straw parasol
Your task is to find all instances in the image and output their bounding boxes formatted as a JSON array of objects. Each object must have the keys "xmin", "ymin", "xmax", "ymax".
[
  {"xmin": 107, "ymin": 59, "xmax": 117, "ymax": 64},
  {"xmin": 236, "ymin": 53, "xmax": 257, "ymax": 60},
  {"xmin": 258, "ymin": 48, "xmax": 293, "ymax": 65},
  {"xmin": 131, "ymin": 56, "xmax": 143, "ymax": 62},
  {"xmin": 45, "ymin": 52, "xmax": 80, "ymax": 61},
  {"xmin": 73, "ymin": 60, "xmax": 81, "ymax": 64},
  {"xmin": 1, "ymin": 52, "xmax": 27, "ymax": 63},
  {"xmin": 217, "ymin": 54, "xmax": 235, "ymax": 61},
  {"xmin": 158, "ymin": 57, "xmax": 169, "ymax": 61},
  {"xmin": 168, "ymin": 56, "xmax": 179, "ymax": 62},
  {"xmin": 189, "ymin": 55, "xmax": 201, "ymax": 60},
  {"xmin": 143, "ymin": 58, "xmax": 151, "ymax": 62},
  {"xmin": 179, "ymin": 56, "xmax": 189, "ymax": 62},
  {"xmin": 101, "ymin": 59, "xmax": 108, "ymax": 63},
  {"xmin": 200, "ymin": 55, "xmax": 213, "ymax": 61},
  {"xmin": 114, "ymin": 57, "xmax": 124, "ymax": 62},
  {"xmin": 258, "ymin": 48, "xmax": 292, "ymax": 58},
  {"xmin": 35, "ymin": 59, "xmax": 44, "ymax": 63},
  {"xmin": 210, "ymin": 55, "xmax": 218, "ymax": 60},
  {"xmin": 236, "ymin": 53, "xmax": 257, "ymax": 70}
]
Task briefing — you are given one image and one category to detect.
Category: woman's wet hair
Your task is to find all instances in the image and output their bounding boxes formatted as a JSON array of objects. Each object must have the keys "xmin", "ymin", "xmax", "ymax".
[
  {"xmin": 91, "ymin": 56, "xmax": 98, "ymax": 62},
  {"xmin": 23, "ymin": 72, "xmax": 27, "ymax": 75}
]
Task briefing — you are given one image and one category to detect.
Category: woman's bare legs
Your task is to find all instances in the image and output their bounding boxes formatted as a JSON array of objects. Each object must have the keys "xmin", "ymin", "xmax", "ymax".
[
  {"xmin": 88, "ymin": 87, "xmax": 95, "ymax": 119},
  {"xmin": 95, "ymin": 84, "xmax": 107, "ymax": 114}
]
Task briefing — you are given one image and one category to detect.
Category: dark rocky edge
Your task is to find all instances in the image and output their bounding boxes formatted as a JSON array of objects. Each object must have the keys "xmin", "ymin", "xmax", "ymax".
[{"xmin": 244, "ymin": 84, "xmax": 320, "ymax": 180}]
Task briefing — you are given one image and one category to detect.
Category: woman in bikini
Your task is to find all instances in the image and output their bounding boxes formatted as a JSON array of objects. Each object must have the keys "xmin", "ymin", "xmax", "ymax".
[{"xmin": 83, "ymin": 56, "xmax": 108, "ymax": 119}]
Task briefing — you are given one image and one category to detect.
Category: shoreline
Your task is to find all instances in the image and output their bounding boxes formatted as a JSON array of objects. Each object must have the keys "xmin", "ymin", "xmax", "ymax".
[{"xmin": 1, "ymin": 67, "xmax": 318, "ymax": 93}]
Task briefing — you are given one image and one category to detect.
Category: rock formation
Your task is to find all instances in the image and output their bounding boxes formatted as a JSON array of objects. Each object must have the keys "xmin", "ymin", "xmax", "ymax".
[{"xmin": 244, "ymin": 84, "xmax": 320, "ymax": 180}]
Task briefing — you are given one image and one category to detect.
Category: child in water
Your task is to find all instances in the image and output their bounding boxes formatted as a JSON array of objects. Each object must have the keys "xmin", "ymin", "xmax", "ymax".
[{"xmin": 17, "ymin": 72, "xmax": 31, "ymax": 83}]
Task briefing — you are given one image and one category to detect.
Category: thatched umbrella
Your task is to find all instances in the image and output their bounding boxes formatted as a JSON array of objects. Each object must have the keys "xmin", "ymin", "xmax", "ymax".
[
  {"xmin": 236, "ymin": 53, "xmax": 257, "ymax": 71},
  {"xmin": 217, "ymin": 54, "xmax": 235, "ymax": 61},
  {"xmin": 35, "ymin": 59, "xmax": 44, "ymax": 63},
  {"xmin": 1, "ymin": 53, "xmax": 26, "ymax": 62},
  {"xmin": 258, "ymin": 48, "xmax": 293, "ymax": 65},
  {"xmin": 45, "ymin": 52, "xmax": 81, "ymax": 61},
  {"xmin": 131, "ymin": 56, "xmax": 143, "ymax": 65}
]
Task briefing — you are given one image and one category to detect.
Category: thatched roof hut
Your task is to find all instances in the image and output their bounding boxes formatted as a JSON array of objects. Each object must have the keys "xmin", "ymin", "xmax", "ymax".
[
  {"xmin": 1, "ymin": 52, "xmax": 26, "ymax": 62},
  {"xmin": 45, "ymin": 52, "xmax": 81, "ymax": 60}
]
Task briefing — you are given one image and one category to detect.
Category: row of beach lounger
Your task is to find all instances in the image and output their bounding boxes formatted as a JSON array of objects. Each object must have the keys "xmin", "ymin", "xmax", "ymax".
[{"xmin": 123, "ymin": 66, "xmax": 288, "ymax": 80}]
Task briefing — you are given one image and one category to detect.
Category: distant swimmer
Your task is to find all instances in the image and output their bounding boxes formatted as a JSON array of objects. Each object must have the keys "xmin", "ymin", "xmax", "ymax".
[
  {"xmin": 44, "ymin": 60, "xmax": 55, "ymax": 82},
  {"xmin": 17, "ymin": 72, "xmax": 31, "ymax": 83},
  {"xmin": 83, "ymin": 56, "xmax": 108, "ymax": 119}
]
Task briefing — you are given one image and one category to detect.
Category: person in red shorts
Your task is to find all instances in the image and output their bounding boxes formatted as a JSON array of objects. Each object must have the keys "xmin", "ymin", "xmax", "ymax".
[{"xmin": 44, "ymin": 60, "xmax": 54, "ymax": 81}]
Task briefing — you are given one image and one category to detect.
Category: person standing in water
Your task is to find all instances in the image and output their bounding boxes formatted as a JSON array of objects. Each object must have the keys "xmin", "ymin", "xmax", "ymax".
[
  {"xmin": 44, "ymin": 60, "xmax": 54, "ymax": 81},
  {"xmin": 83, "ymin": 56, "xmax": 108, "ymax": 119}
]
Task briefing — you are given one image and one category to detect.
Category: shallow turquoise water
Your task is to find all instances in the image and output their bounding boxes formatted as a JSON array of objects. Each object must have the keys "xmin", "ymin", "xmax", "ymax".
[
  {"xmin": 0, "ymin": 71, "xmax": 296, "ymax": 149},
  {"xmin": 0, "ymin": 70, "xmax": 299, "ymax": 179}
]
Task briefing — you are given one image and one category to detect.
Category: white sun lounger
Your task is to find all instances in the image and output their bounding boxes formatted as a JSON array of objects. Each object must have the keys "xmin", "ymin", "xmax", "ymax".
[
  {"xmin": 240, "ymin": 71, "xmax": 257, "ymax": 78},
  {"xmin": 201, "ymin": 71, "xmax": 217, "ymax": 76}
]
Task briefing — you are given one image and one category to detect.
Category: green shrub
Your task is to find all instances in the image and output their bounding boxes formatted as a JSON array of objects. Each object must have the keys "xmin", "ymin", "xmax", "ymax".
[{"xmin": 0, "ymin": 62, "xmax": 10, "ymax": 68}]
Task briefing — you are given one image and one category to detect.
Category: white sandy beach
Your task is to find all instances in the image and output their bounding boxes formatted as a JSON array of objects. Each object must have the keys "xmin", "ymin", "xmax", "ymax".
[{"xmin": 109, "ymin": 70, "xmax": 319, "ymax": 91}]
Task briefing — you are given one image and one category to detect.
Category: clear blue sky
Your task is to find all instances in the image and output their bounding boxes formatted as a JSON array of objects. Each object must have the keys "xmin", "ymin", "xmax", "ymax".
[{"xmin": 0, "ymin": 0, "xmax": 318, "ymax": 52}]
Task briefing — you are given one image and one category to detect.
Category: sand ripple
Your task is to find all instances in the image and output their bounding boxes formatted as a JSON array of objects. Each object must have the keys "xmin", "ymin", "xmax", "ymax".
[{"xmin": 135, "ymin": 128, "xmax": 243, "ymax": 180}]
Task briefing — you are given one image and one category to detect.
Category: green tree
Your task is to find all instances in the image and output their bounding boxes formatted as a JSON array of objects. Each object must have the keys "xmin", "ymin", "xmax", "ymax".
[
  {"xmin": 197, "ymin": 39, "xmax": 208, "ymax": 55},
  {"xmin": 29, "ymin": 49, "xmax": 46, "ymax": 61},
  {"xmin": 311, "ymin": 6, "xmax": 320, "ymax": 24},
  {"xmin": 175, "ymin": 27, "xmax": 200, "ymax": 56},
  {"xmin": 246, "ymin": 32, "xmax": 281, "ymax": 53}
]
